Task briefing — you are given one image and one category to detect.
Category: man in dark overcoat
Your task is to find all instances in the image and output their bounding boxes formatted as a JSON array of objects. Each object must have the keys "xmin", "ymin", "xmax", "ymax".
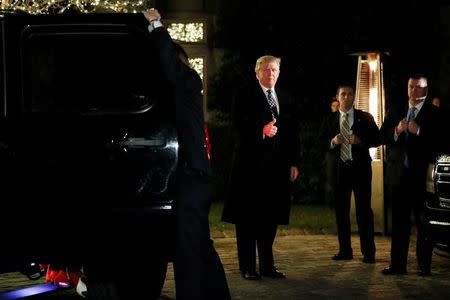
[{"xmin": 222, "ymin": 55, "xmax": 300, "ymax": 280}]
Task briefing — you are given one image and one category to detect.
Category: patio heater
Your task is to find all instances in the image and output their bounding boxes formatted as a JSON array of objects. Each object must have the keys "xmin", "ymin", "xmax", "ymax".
[{"xmin": 351, "ymin": 52, "xmax": 386, "ymax": 234}]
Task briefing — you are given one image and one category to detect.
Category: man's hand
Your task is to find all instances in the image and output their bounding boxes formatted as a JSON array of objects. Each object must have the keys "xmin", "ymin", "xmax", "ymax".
[
  {"xmin": 143, "ymin": 8, "xmax": 161, "ymax": 23},
  {"xmin": 408, "ymin": 120, "xmax": 420, "ymax": 135},
  {"xmin": 332, "ymin": 133, "xmax": 345, "ymax": 145},
  {"xmin": 395, "ymin": 118, "xmax": 408, "ymax": 135},
  {"xmin": 290, "ymin": 166, "xmax": 299, "ymax": 182},
  {"xmin": 348, "ymin": 134, "xmax": 361, "ymax": 145},
  {"xmin": 263, "ymin": 118, "xmax": 278, "ymax": 138}
]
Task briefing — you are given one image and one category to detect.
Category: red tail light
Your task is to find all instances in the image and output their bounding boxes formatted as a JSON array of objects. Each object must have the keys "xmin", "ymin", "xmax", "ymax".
[{"xmin": 204, "ymin": 123, "xmax": 211, "ymax": 161}]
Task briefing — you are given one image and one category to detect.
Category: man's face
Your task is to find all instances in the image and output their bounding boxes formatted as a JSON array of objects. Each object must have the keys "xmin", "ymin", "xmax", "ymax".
[
  {"xmin": 256, "ymin": 62, "xmax": 279, "ymax": 88},
  {"xmin": 337, "ymin": 87, "xmax": 355, "ymax": 112},
  {"xmin": 432, "ymin": 97, "xmax": 441, "ymax": 107},
  {"xmin": 408, "ymin": 78, "xmax": 428, "ymax": 105},
  {"xmin": 331, "ymin": 101, "xmax": 340, "ymax": 112}
]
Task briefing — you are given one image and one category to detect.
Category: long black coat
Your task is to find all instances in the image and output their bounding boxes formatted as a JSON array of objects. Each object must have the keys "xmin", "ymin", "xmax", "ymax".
[{"xmin": 222, "ymin": 83, "xmax": 300, "ymax": 225}]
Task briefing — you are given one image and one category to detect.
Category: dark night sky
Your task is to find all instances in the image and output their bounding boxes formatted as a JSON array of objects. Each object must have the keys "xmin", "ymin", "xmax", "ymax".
[{"xmin": 211, "ymin": 0, "xmax": 441, "ymax": 114}]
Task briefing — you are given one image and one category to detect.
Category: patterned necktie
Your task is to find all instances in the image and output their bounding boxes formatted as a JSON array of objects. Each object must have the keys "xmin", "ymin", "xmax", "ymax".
[
  {"xmin": 266, "ymin": 89, "xmax": 278, "ymax": 118},
  {"xmin": 404, "ymin": 106, "xmax": 417, "ymax": 167},
  {"xmin": 340, "ymin": 112, "xmax": 352, "ymax": 162},
  {"xmin": 407, "ymin": 107, "xmax": 417, "ymax": 122}
]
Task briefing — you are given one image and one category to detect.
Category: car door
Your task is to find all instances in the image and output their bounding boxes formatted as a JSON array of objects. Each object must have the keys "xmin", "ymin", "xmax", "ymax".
[{"xmin": 0, "ymin": 13, "xmax": 178, "ymax": 258}]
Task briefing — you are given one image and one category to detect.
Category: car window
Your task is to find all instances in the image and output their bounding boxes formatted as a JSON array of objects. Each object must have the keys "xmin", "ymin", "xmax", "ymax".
[{"xmin": 22, "ymin": 27, "xmax": 157, "ymax": 115}]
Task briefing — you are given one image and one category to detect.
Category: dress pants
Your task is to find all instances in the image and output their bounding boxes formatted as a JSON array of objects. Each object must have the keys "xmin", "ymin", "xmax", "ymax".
[
  {"xmin": 175, "ymin": 171, "xmax": 230, "ymax": 300},
  {"xmin": 389, "ymin": 169, "xmax": 433, "ymax": 271},
  {"xmin": 334, "ymin": 160, "xmax": 375, "ymax": 257},
  {"xmin": 235, "ymin": 222, "xmax": 277, "ymax": 273}
]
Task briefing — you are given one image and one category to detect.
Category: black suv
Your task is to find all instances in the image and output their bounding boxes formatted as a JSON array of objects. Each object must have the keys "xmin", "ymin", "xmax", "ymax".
[
  {"xmin": 426, "ymin": 154, "xmax": 450, "ymax": 256},
  {"xmin": 0, "ymin": 12, "xmax": 178, "ymax": 297}
]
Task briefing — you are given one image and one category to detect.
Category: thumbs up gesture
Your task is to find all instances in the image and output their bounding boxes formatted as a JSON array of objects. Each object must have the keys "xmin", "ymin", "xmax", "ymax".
[{"xmin": 263, "ymin": 118, "xmax": 278, "ymax": 138}]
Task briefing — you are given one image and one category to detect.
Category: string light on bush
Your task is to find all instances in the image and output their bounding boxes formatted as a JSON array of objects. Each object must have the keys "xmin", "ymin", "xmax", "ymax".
[
  {"xmin": 189, "ymin": 57, "xmax": 204, "ymax": 79},
  {"xmin": 167, "ymin": 22, "xmax": 204, "ymax": 43},
  {"xmin": 0, "ymin": 0, "xmax": 152, "ymax": 14}
]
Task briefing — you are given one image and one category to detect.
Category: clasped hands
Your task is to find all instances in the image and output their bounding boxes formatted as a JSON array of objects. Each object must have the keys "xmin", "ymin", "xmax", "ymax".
[
  {"xmin": 263, "ymin": 119, "xmax": 277, "ymax": 138},
  {"xmin": 395, "ymin": 119, "xmax": 419, "ymax": 135},
  {"xmin": 332, "ymin": 133, "xmax": 361, "ymax": 145}
]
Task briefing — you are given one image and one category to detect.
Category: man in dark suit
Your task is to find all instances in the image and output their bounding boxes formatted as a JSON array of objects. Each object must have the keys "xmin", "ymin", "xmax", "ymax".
[
  {"xmin": 319, "ymin": 85, "xmax": 380, "ymax": 264},
  {"xmin": 143, "ymin": 9, "xmax": 230, "ymax": 299},
  {"xmin": 380, "ymin": 73, "xmax": 441, "ymax": 276},
  {"xmin": 222, "ymin": 55, "xmax": 300, "ymax": 280}
]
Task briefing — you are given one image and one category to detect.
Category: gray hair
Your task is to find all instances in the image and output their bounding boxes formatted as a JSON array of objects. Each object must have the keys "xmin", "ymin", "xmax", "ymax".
[{"xmin": 255, "ymin": 55, "xmax": 281, "ymax": 72}]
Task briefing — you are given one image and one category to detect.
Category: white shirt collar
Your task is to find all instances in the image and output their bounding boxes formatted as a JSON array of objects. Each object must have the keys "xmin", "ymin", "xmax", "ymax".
[
  {"xmin": 339, "ymin": 107, "xmax": 354, "ymax": 117},
  {"xmin": 409, "ymin": 99, "xmax": 425, "ymax": 112},
  {"xmin": 260, "ymin": 84, "xmax": 274, "ymax": 95}
]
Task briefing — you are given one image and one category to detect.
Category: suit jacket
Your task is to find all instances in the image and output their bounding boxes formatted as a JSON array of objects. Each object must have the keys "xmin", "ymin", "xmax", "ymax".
[
  {"xmin": 150, "ymin": 27, "xmax": 211, "ymax": 176},
  {"xmin": 380, "ymin": 99, "xmax": 442, "ymax": 186},
  {"xmin": 319, "ymin": 108, "xmax": 380, "ymax": 184},
  {"xmin": 222, "ymin": 83, "xmax": 300, "ymax": 225}
]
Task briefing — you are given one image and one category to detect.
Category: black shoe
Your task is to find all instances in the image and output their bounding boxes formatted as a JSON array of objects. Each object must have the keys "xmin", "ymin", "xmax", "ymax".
[
  {"xmin": 260, "ymin": 267, "xmax": 286, "ymax": 279},
  {"xmin": 241, "ymin": 270, "xmax": 261, "ymax": 280},
  {"xmin": 418, "ymin": 269, "xmax": 431, "ymax": 277},
  {"xmin": 382, "ymin": 266, "xmax": 407, "ymax": 275},
  {"xmin": 332, "ymin": 252, "xmax": 353, "ymax": 260},
  {"xmin": 363, "ymin": 256, "xmax": 375, "ymax": 264}
]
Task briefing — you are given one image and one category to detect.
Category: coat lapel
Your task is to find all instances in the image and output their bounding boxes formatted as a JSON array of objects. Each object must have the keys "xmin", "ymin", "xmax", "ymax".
[
  {"xmin": 413, "ymin": 100, "xmax": 429, "ymax": 125},
  {"xmin": 352, "ymin": 109, "xmax": 361, "ymax": 131},
  {"xmin": 333, "ymin": 111, "xmax": 340, "ymax": 134}
]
